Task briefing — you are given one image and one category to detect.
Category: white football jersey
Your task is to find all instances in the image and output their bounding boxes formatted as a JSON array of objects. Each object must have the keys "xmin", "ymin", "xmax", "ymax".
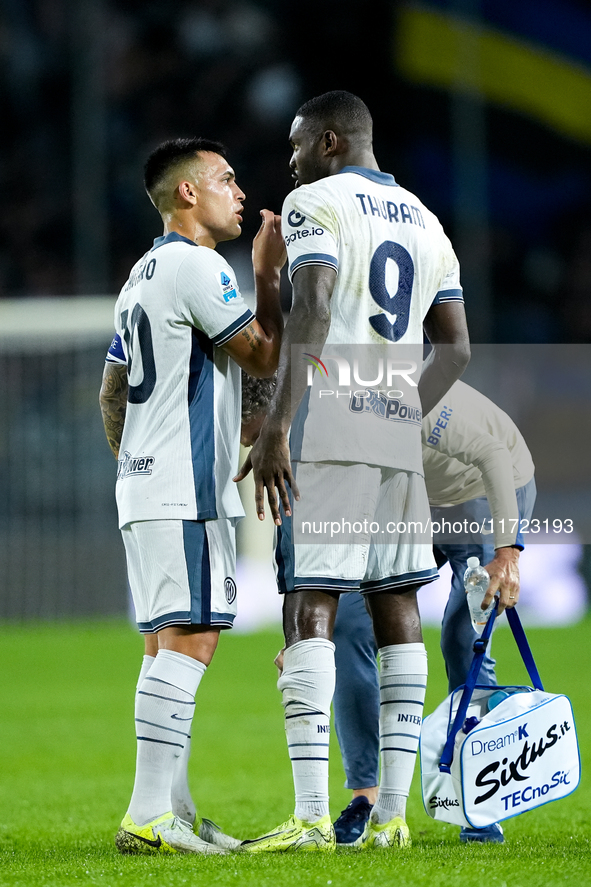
[
  {"xmin": 107, "ymin": 232, "xmax": 253, "ymax": 529},
  {"xmin": 283, "ymin": 166, "xmax": 462, "ymax": 471}
]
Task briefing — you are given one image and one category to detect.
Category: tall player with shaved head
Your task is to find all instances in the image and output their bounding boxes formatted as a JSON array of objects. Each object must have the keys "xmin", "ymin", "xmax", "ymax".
[
  {"xmin": 100, "ymin": 138, "xmax": 284, "ymax": 855},
  {"xmin": 237, "ymin": 92, "xmax": 471, "ymax": 853}
]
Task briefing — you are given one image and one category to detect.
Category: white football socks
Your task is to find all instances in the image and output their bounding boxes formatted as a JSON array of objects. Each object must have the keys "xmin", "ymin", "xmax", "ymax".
[
  {"xmin": 137, "ymin": 654, "xmax": 155, "ymax": 689},
  {"xmin": 135, "ymin": 653, "xmax": 197, "ymax": 824},
  {"xmin": 171, "ymin": 734, "xmax": 196, "ymax": 825},
  {"xmin": 128, "ymin": 650, "xmax": 205, "ymax": 826},
  {"xmin": 371, "ymin": 642, "xmax": 428, "ymax": 825},
  {"xmin": 278, "ymin": 638, "xmax": 336, "ymax": 823}
]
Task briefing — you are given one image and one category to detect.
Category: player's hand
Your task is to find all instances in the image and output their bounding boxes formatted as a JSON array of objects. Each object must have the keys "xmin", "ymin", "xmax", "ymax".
[
  {"xmin": 234, "ymin": 450, "xmax": 253, "ymax": 483},
  {"xmin": 252, "ymin": 209, "xmax": 286, "ymax": 278},
  {"xmin": 234, "ymin": 424, "xmax": 298, "ymax": 524},
  {"xmin": 482, "ymin": 547, "xmax": 521, "ymax": 614},
  {"xmin": 248, "ymin": 424, "xmax": 299, "ymax": 525}
]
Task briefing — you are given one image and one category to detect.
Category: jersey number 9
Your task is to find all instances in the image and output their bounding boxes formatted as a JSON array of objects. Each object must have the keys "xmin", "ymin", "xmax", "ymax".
[{"xmin": 369, "ymin": 240, "xmax": 414, "ymax": 342}]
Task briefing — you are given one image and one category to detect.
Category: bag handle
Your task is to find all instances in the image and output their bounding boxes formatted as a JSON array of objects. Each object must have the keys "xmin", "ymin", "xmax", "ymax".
[
  {"xmin": 438, "ymin": 602, "xmax": 544, "ymax": 773},
  {"xmin": 439, "ymin": 602, "xmax": 497, "ymax": 772},
  {"xmin": 505, "ymin": 606, "xmax": 544, "ymax": 691}
]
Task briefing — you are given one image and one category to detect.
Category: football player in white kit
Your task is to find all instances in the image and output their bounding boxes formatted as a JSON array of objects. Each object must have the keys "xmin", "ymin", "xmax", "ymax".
[
  {"xmin": 99, "ymin": 138, "xmax": 284, "ymax": 854},
  {"xmin": 237, "ymin": 92, "xmax": 470, "ymax": 852}
]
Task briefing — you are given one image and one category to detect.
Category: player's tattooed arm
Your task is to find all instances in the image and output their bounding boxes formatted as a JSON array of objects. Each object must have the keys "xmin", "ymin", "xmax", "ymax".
[
  {"xmin": 99, "ymin": 363, "xmax": 128, "ymax": 459},
  {"xmin": 223, "ymin": 318, "xmax": 280, "ymax": 377},
  {"xmin": 240, "ymin": 323, "xmax": 263, "ymax": 353}
]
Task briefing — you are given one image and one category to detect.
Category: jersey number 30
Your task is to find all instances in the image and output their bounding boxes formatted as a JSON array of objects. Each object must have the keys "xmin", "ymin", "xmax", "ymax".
[
  {"xmin": 369, "ymin": 241, "xmax": 414, "ymax": 342},
  {"xmin": 121, "ymin": 304, "xmax": 156, "ymax": 404}
]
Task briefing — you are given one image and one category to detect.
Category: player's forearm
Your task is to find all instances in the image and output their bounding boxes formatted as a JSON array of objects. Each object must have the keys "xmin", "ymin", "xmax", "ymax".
[
  {"xmin": 250, "ymin": 208, "xmax": 285, "ymax": 369},
  {"xmin": 100, "ymin": 399, "xmax": 126, "ymax": 460},
  {"xmin": 99, "ymin": 364, "xmax": 128, "ymax": 460},
  {"xmin": 263, "ymin": 263, "xmax": 334, "ymax": 435},
  {"xmin": 419, "ymin": 341, "xmax": 470, "ymax": 416},
  {"xmin": 421, "ymin": 301, "xmax": 470, "ymax": 415},
  {"xmin": 265, "ymin": 299, "xmax": 331, "ymax": 435},
  {"xmin": 253, "ymin": 270, "xmax": 284, "ymax": 369}
]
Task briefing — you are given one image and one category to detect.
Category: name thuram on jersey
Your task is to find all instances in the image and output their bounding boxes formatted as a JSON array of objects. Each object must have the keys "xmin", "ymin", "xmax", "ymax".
[{"xmin": 282, "ymin": 166, "xmax": 463, "ymax": 473}]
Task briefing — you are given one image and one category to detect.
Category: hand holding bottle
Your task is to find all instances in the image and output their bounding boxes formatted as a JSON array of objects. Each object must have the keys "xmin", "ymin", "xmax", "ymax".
[{"xmin": 464, "ymin": 557, "xmax": 497, "ymax": 633}]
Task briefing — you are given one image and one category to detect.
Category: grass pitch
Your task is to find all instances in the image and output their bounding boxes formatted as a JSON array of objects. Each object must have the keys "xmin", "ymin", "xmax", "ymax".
[{"xmin": 0, "ymin": 616, "xmax": 589, "ymax": 886}]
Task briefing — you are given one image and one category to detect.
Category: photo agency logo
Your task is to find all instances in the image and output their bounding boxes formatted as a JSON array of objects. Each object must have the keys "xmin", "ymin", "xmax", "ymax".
[{"xmin": 302, "ymin": 352, "xmax": 422, "ymax": 424}]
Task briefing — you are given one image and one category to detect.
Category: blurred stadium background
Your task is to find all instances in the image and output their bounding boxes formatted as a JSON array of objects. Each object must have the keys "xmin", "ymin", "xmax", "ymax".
[{"xmin": 1, "ymin": 0, "xmax": 591, "ymax": 626}]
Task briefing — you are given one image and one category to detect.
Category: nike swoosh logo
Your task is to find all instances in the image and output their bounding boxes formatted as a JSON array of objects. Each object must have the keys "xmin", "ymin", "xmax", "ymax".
[
  {"xmin": 242, "ymin": 829, "xmax": 291, "ymax": 845},
  {"xmin": 171, "ymin": 713, "xmax": 193, "ymax": 721},
  {"xmin": 132, "ymin": 832, "xmax": 162, "ymax": 849}
]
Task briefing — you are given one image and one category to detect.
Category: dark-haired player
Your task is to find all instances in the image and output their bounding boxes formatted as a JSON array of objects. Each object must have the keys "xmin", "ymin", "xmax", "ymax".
[
  {"xmin": 237, "ymin": 92, "xmax": 470, "ymax": 852},
  {"xmin": 100, "ymin": 137, "xmax": 284, "ymax": 854}
]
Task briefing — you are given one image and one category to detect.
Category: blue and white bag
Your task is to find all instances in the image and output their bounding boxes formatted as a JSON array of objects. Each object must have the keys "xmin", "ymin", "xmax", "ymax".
[{"xmin": 420, "ymin": 605, "xmax": 580, "ymax": 828}]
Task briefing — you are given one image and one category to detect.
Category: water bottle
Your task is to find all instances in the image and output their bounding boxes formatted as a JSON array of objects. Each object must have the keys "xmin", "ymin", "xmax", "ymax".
[{"xmin": 464, "ymin": 556, "xmax": 496, "ymax": 632}]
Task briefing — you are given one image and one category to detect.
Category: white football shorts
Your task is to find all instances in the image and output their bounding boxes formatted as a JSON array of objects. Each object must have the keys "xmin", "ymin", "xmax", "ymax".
[
  {"xmin": 121, "ymin": 518, "xmax": 237, "ymax": 633},
  {"xmin": 276, "ymin": 461, "xmax": 438, "ymax": 593}
]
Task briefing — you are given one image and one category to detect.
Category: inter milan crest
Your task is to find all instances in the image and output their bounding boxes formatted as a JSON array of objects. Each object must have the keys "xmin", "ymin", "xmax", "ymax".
[{"xmin": 224, "ymin": 577, "xmax": 237, "ymax": 605}]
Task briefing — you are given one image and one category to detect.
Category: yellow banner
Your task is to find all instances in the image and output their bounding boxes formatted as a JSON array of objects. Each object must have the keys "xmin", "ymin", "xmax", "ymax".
[{"xmin": 397, "ymin": 5, "xmax": 591, "ymax": 144}]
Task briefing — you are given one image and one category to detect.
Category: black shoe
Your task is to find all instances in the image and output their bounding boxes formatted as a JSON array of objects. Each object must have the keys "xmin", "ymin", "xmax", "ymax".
[{"xmin": 333, "ymin": 796, "xmax": 373, "ymax": 845}]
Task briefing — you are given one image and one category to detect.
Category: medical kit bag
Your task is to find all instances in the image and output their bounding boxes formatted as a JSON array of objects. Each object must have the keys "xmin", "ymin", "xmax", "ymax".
[{"xmin": 420, "ymin": 603, "xmax": 580, "ymax": 828}]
